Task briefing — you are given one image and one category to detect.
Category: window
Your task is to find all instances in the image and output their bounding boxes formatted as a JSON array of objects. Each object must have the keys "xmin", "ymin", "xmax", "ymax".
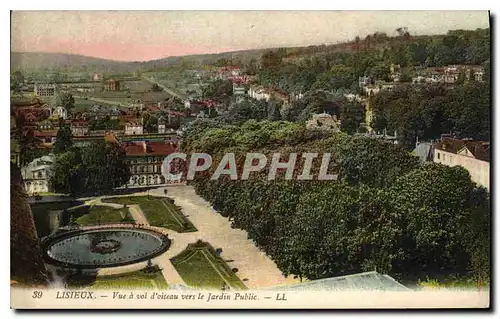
[
  {"xmin": 443, "ymin": 154, "xmax": 446, "ymax": 161},
  {"xmin": 437, "ymin": 153, "xmax": 440, "ymax": 160}
]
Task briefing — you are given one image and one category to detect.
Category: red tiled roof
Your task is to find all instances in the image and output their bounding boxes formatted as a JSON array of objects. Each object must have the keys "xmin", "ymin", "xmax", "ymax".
[
  {"xmin": 435, "ymin": 138, "xmax": 490, "ymax": 162},
  {"xmin": 167, "ymin": 110, "xmax": 186, "ymax": 117},
  {"xmin": 124, "ymin": 141, "xmax": 179, "ymax": 157},
  {"xmin": 33, "ymin": 130, "xmax": 58, "ymax": 138}
]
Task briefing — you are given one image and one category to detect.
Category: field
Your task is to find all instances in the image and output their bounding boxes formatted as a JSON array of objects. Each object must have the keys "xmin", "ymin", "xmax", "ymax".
[
  {"xmin": 70, "ymin": 205, "xmax": 134, "ymax": 226},
  {"xmin": 144, "ymin": 71, "xmax": 201, "ymax": 99},
  {"xmin": 171, "ymin": 241, "xmax": 247, "ymax": 290},
  {"xmin": 102, "ymin": 196, "xmax": 197, "ymax": 232},
  {"xmin": 72, "ymin": 79, "xmax": 176, "ymax": 106}
]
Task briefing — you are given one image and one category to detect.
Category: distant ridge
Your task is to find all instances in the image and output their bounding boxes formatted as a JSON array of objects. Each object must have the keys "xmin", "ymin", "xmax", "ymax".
[
  {"xmin": 10, "ymin": 49, "xmax": 268, "ymax": 72},
  {"xmin": 11, "ymin": 52, "xmax": 143, "ymax": 73}
]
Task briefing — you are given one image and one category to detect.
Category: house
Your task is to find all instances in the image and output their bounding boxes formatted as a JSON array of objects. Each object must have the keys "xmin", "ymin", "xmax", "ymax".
[
  {"xmin": 33, "ymin": 130, "xmax": 58, "ymax": 145},
  {"xmin": 363, "ymin": 85, "xmax": 380, "ymax": 96},
  {"xmin": 52, "ymin": 106, "xmax": 68, "ymax": 120},
  {"xmin": 37, "ymin": 119, "xmax": 54, "ymax": 131},
  {"xmin": 248, "ymin": 86, "xmax": 271, "ymax": 102},
  {"xmin": 344, "ymin": 93, "xmax": 364, "ymax": 103},
  {"xmin": 124, "ymin": 122, "xmax": 144, "ymax": 135},
  {"xmin": 93, "ymin": 73, "xmax": 102, "ymax": 81},
  {"xmin": 233, "ymin": 84, "xmax": 246, "ymax": 96},
  {"xmin": 124, "ymin": 141, "xmax": 184, "ymax": 187},
  {"xmin": 157, "ymin": 116, "xmax": 167, "ymax": 134},
  {"xmin": 378, "ymin": 81, "xmax": 395, "ymax": 92},
  {"xmin": 70, "ymin": 120, "xmax": 90, "ymax": 136},
  {"xmin": 433, "ymin": 137, "xmax": 490, "ymax": 190},
  {"xmin": 359, "ymin": 76, "xmax": 373, "ymax": 88},
  {"xmin": 34, "ymin": 83, "xmax": 56, "ymax": 97},
  {"xmin": 103, "ymin": 79, "xmax": 120, "ymax": 91},
  {"xmin": 21, "ymin": 155, "xmax": 55, "ymax": 194},
  {"xmin": 306, "ymin": 113, "xmax": 341, "ymax": 132},
  {"xmin": 290, "ymin": 92, "xmax": 305, "ymax": 102}
]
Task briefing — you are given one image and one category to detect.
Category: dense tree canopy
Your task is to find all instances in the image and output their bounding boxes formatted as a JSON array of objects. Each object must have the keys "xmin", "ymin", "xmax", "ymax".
[
  {"xmin": 81, "ymin": 140, "xmax": 130, "ymax": 192},
  {"xmin": 53, "ymin": 123, "xmax": 73, "ymax": 154},
  {"xmin": 183, "ymin": 119, "xmax": 490, "ymax": 285},
  {"xmin": 50, "ymin": 140, "xmax": 130, "ymax": 194},
  {"xmin": 371, "ymin": 81, "xmax": 490, "ymax": 149}
]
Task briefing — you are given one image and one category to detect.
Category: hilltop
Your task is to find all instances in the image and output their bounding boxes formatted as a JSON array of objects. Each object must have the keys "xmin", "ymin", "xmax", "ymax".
[{"xmin": 11, "ymin": 28, "xmax": 490, "ymax": 73}]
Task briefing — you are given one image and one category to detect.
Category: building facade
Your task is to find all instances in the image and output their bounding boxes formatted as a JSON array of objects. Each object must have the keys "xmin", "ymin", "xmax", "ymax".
[
  {"xmin": 124, "ymin": 141, "xmax": 184, "ymax": 187},
  {"xmin": 34, "ymin": 84, "xmax": 56, "ymax": 97},
  {"xmin": 103, "ymin": 79, "xmax": 120, "ymax": 91},
  {"xmin": 70, "ymin": 121, "xmax": 90, "ymax": 136},
  {"xmin": 53, "ymin": 106, "xmax": 68, "ymax": 120},
  {"xmin": 124, "ymin": 122, "xmax": 144, "ymax": 135},
  {"xmin": 433, "ymin": 138, "xmax": 490, "ymax": 190},
  {"xmin": 21, "ymin": 155, "xmax": 54, "ymax": 194}
]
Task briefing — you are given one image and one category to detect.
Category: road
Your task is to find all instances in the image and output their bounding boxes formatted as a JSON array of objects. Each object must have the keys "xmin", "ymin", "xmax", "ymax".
[{"xmin": 140, "ymin": 75, "xmax": 185, "ymax": 101}]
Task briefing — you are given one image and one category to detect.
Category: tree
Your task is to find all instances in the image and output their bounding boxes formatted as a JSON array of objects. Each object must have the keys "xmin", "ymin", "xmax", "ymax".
[
  {"xmin": 340, "ymin": 102, "xmax": 365, "ymax": 134},
  {"xmin": 50, "ymin": 148, "xmax": 85, "ymax": 195},
  {"xmin": 55, "ymin": 92, "xmax": 75, "ymax": 111},
  {"xmin": 10, "ymin": 71, "xmax": 24, "ymax": 93},
  {"xmin": 261, "ymin": 50, "xmax": 284, "ymax": 68},
  {"xmin": 151, "ymin": 83, "xmax": 163, "ymax": 92},
  {"xmin": 385, "ymin": 164, "xmax": 489, "ymax": 280},
  {"xmin": 267, "ymin": 98, "xmax": 282, "ymax": 121},
  {"xmin": 337, "ymin": 136, "xmax": 421, "ymax": 188},
  {"xmin": 202, "ymin": 79, "xmax": 233, "ymax": 101},
  {"xmin": 81, "ymin": 141, "xmax": 130, "ymax": 192},
  {"xmin": 53, "ymin": 124, "xmax": 73, "ymax": 154}
]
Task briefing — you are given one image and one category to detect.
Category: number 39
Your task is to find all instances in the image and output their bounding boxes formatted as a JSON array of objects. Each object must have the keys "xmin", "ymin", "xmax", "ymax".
[{"xmin": 32, "ymin": 291, "xmax": 43, "ymax": 299}]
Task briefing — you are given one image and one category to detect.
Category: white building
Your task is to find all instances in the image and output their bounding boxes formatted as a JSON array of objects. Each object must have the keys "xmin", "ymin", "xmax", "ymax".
[
  {"xmin": 158, "ymin": 116, "xmax": 167, "ymax": 134},
  {"xmin": 344, "ymin": 93, "xmax": 364, "ymax": 103},
  {"xmin": 124, "ymin": 122, "xmax": 144, "ymax": 135},
  {"xmin": 21, "ymin": 155, "xmax": 55, "ymax": 194},
  {"xmin": 233, "ymin": 84, "xmax": 246, "ymax": 96},
  {"xmin": 248, "ymin": 86, "xmax": 271, "ymax": 102},
  {"xmin": 34, "ymin": 83, "xmax": 56, "ymax": 97},
  {"xmin": 433, "ymin": 138, "xmax": 490, "ymax": 190},
  {"xmin": 52, "ymin": 106, "xmax": 68, "ymax": 120},
  {"xmin": 363, "ymin": 85, "xmax": 380, "ymax": 96}
]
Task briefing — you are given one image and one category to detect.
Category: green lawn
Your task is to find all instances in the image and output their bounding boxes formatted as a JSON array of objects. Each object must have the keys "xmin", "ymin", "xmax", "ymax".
[
  {"xmin": 70, "ymin": 205, "xmax": 134, "ymax": 226},
  {"xmin": 102, "ymin": 196, "xmax": 197, "ymax": 233},
  {"xmin": 171, "ymin": 241, "xmax": 247, "ymax": 290},
  {"xmin": 67, "ymin": 267, "xmax": 168, "ymax": 290},
  {"xmin": 91, "ymin": 270, "xmax": 168, "ymax": 290}
]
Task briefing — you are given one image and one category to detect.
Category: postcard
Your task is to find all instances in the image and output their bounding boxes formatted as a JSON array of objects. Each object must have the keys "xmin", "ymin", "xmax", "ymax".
[{"xmin": 10, "ymin": 10, "xmax": 490, "ymax": 309}]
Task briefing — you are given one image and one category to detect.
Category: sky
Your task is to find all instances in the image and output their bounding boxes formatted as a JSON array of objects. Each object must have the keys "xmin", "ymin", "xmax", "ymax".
[{"xmin": 11, "ymin": 11, "xmax": 490, "ymax": 62}]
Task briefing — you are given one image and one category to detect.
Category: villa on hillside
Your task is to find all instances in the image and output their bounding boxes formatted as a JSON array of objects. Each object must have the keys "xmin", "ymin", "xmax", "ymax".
[
  {"xmin": 433, "ymin": 137, "xmax": 490, "ymax": 190},
  {"xmin": 306, "ymin": 113, "xmax": 341, "ymax": 132}
]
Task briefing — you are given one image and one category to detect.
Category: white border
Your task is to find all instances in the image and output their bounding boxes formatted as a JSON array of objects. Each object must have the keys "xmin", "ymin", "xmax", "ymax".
[{"xmin": 2, "ymin": 2, "xmax": 498, "ymax": 318}]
